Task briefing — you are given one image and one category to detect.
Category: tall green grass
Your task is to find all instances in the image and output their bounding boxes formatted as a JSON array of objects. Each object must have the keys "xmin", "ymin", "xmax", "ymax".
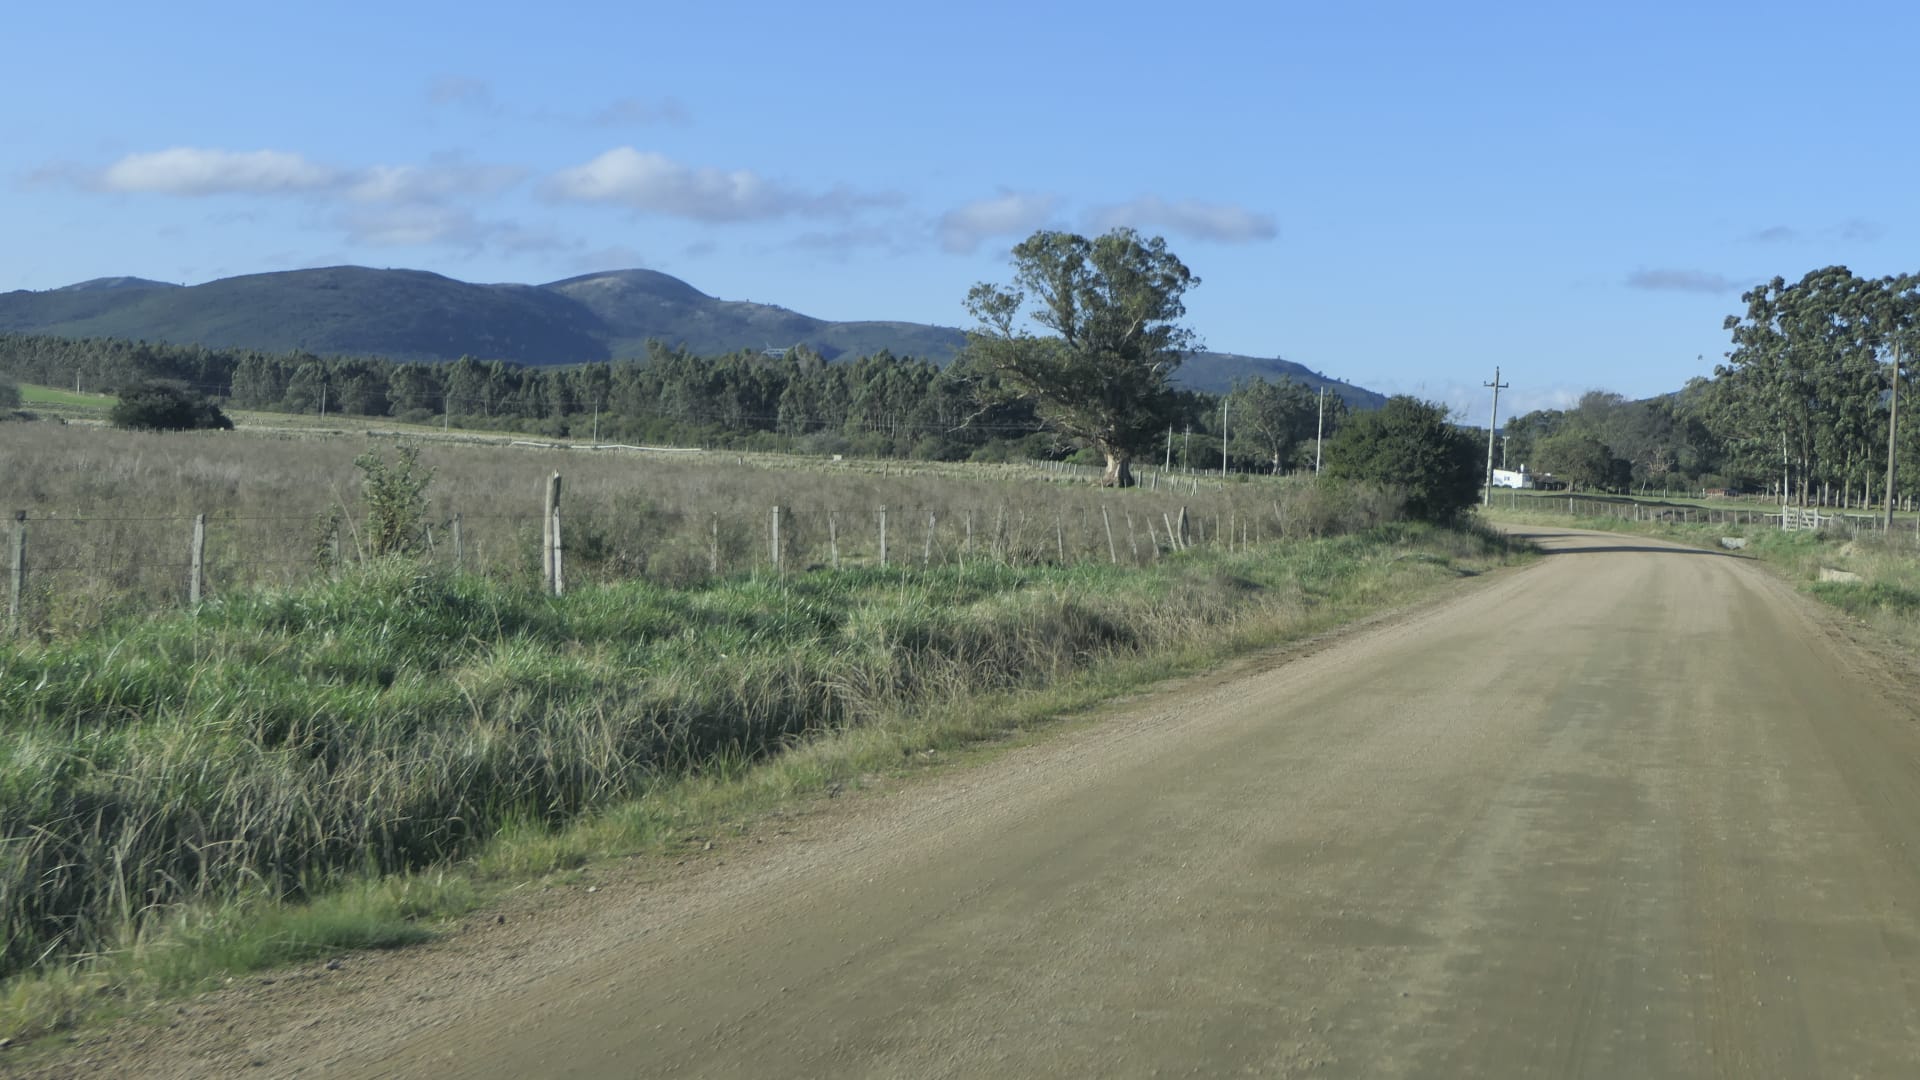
[{"xmin": 0, "ymin": 521, "xmax": 1518, "ymax": 1001}]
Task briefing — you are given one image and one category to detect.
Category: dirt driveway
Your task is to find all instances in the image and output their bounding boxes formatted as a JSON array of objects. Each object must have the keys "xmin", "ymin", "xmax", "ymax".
[{"xmin": 21, "ymin": 525, "xmax": 1920, "ymax": 1078}]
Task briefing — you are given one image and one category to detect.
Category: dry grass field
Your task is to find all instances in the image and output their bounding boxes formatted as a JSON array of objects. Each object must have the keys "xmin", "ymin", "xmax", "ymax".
[{"xmin": 0, "ymin": 419, "xmax": 1392, "ymax": 636}]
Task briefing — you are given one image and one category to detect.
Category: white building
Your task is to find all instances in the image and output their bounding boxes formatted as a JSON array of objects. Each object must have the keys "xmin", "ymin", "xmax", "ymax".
[{"xmin": 1490, "ymin": 465, "xmax": 1533, "ymax": 489}]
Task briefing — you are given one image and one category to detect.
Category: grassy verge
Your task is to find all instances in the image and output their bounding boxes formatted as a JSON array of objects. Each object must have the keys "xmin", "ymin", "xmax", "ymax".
[{"xmin": 0, "ymin": 521, "xmax": 1527, "ymax": 1042}]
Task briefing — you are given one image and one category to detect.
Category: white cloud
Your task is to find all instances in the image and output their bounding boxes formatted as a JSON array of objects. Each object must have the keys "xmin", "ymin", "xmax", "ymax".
[
  {"xmin": 1085, "ymin": 197, "xmax": 1277, "ymax": 244},
  {"xmin": 96, "ymin": 148, "xmax": 337, "ymax": 196},
  {"xmin": 937, "ymin": 192, "xmax": 1060, "ymax": 254},
  {"xmin": 545, "ymin": 147, "xmax": 888, "ymax": 222}
]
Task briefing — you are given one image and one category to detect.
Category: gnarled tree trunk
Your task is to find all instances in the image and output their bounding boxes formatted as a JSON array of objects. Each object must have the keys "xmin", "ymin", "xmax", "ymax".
[{"xmin": 1100, "ymin": 447, "xmax": 1135, "ymax": 488}]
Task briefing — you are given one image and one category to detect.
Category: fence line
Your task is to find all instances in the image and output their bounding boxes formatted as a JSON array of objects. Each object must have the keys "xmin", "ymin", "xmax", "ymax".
[
  {"xmin": 5, "ymin": 474, "xmax": 1342, "ymax": 636},
  {"xmin": 1528, "ymin": 493, "xmax": 1920, "ymax": 541}
]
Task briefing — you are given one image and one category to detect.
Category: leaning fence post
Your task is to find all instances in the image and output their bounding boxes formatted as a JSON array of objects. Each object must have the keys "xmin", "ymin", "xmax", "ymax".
[
  {"xmin": 188, "ymin": 513, "xmax": 206, "ymax": 606},
  {"xmin": 1055, "ymin": 517, "xmax": 1065, "ymax": 563},
  {"xmin": 1102, "ymin": 505, "xmax": 1118, "ymax": 564},
  {"xmin": 8, "ymin": 511, "xmax": 24, "ymax": 636}
]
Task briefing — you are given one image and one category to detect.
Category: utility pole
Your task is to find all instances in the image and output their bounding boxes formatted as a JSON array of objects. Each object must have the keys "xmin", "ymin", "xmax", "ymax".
[
  {"xmin": 1482, "ymin": 367, "xmax": 1508, "ymax": 507},
  {"xmin": 1183, "ymin": 424, "xmax": 1191, "ymax": 472},
  {"xmin": 1220, "ymin": 397, "xmax": 1229, "ymax": 478},
  {"xmin": 1888, "ymin": 338, "xmax": 1902, "ymax": 531},
  {"xmin": 1314, "ymin": 387, "xmax": 1326, "ymax": 474}
]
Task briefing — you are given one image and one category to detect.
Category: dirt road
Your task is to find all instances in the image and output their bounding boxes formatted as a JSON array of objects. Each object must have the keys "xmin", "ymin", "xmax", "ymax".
[{"xmin": 30, "ymin": 526, "xmax": 1920, "ymax": 1077}]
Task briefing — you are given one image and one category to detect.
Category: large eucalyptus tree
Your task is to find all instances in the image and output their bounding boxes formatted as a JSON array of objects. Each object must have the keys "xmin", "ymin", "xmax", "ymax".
[{"xmin": 961, "ymin": 229, "xmax": 1199, "ymax": 487}]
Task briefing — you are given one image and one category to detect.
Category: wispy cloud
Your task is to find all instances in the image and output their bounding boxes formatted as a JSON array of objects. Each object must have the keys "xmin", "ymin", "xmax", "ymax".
[
  {"xmin": 593, "ymin": 97, "xmax": 691, "ymax": 127},
  {"xmin": 568, "ymin": 245, "xmax": 650, "ymax": 272},
  {"xmin": 1085, "ymin": 196, "xmax": 1277, "ymax": 244},
  {"xmin": 344, "ymin": 162, "xmax": 524, "ymax": 204},
  {"xmin": 544, "ymin": 147, "xmax": 895, "ymax": 222},
  {"xmin": 1744, "ymin": 219, "xmax": 1886, "ymax": 244},
  {"xmin": 937, "ymin": 191, "xmax": 1060, "ymax": 254},
  {"xmin": 1625, "ymin": 269, "xmax": 1739, "ymax": 293},
  {"xmin": 95, "ymin": 148, "xmax": 338, "ymax": 196},
  {"xmin": 1834, "ymin": 218, "xmax": 1886, "ymax": 242},
  {"xmin": 427, "ymin": 75, "xmax": 499, "ymax": 112},
  {"xmin": 790, "ymin": 225, "xmax": 908, "ymax": 258}
]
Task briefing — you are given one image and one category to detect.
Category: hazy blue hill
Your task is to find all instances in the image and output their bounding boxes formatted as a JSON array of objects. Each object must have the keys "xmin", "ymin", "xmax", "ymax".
[
  {"xmin": 0, "ymin": 265, "xmax": 1386, "ymax": 404},
  {"xmin": 1, "ymin": 267, "xmax": 609, "ymax": 364}
]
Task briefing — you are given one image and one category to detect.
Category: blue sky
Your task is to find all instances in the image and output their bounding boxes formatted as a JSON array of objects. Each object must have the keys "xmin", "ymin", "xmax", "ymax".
[{"xmin": 6, "ymin": 0, "xmax": 1917, "ymax": 416}]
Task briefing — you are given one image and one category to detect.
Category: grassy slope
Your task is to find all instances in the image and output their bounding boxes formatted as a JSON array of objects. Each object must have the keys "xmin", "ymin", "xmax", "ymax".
[
  {"xmin": 15, "ymin": 384, "xmax": 113, "ymax": 408},
  {"xmin": 0, "ymin": 521, "xmax": 1526, "ymax": 1041}
]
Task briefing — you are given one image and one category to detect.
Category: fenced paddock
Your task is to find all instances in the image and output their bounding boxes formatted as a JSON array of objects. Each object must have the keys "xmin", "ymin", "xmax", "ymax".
[{"xmin": 1, "ymin": 423, "xmax": 1394, "ymax": 636}]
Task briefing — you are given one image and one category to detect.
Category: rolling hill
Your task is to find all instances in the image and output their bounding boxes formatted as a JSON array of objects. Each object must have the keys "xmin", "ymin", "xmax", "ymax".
[{"xmin": 0, "ymin": 266, "xmax": 1384, "ymax": 407}]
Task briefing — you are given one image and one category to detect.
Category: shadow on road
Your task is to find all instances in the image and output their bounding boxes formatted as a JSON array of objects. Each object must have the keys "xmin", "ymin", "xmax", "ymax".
[{"xmin": 1535, "ymin": 543, "xmax": 1746, "ymax": 558}]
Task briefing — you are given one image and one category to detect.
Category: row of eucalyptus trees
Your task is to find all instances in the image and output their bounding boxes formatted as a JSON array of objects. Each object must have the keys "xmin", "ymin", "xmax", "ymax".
[{"xmin": 1708, "ymin": 267, "xmax": 1918, "ymax": 509}]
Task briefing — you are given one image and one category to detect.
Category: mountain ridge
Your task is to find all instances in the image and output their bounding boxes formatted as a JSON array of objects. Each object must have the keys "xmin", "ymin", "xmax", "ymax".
[{"xmin": 0, "ymin": 265, "xmax": 1385, "ymax": 407}]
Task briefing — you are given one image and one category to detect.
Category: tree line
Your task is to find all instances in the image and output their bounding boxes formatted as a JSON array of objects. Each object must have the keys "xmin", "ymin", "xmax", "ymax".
[
  {"xmin": 1472, "ymin": 268, "xmax": 1919, "ymax": 505},
  {"xmin": 0, "ymin": 328, "xmax": 1341, "ymax": 475}
]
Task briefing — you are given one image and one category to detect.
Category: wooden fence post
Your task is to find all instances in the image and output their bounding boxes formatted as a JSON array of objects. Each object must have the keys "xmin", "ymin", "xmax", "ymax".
[
  {"xmin": 188, "ymin": 513, "xmax": 206, "ymax": 605},
  {"xmin": 452, "ymin": 513, "xmax": 464, "ymax": 571},
  {"xmin": 1102, "ymin": 505, "xmax": 1118, "ymax": 564},
  {"xmin": 543, "ymin": 472, "xmax": 564, "ymax": 597},
  {"xmin": 828, "ymin": 511, "xmax": 839, "ymax": 569},
  {"xmin": 8, "ymin": 511, "xmax": 23, "ymax": 636},
  {"xmin": 770, "ymin": 504, "xmax": 782, "ymax": 574},
  {"xmin": 879, "ymin": 505, "xmax": 889, "ymax": 567},
  {"xmin": 924, "ymin": 511, "xmax": 935, "ymax": 566},
  {"xmin": 1124, "ymin": 509, "xmax": 1139, "ymax": 560},
  {"xmin": 1055, "ymin": 517, "xmax": 1065, "ymax": 563},
  {"xmin": 710, "ymin": 512, "xmax": 719, "ymax": 575}
]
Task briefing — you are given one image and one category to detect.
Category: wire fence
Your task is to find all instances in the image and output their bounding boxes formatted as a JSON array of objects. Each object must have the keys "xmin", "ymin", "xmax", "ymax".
[
  {"xmin": 1515, "ymin": 491, "xmax": 1920, "ymax": 540},
  {"xmin": 4, "ymin": 472, "xmax": 1355, "ymax": 637}
]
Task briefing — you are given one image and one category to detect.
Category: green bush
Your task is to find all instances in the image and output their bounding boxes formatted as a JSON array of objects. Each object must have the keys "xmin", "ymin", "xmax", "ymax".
[
  {"xmin": 108, "ymin": 380, "xmax": 233, "ymax": 432},
  {"xmin": 1323, "ymin": 396, "xmax": 1481, "ymax": 522}
]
